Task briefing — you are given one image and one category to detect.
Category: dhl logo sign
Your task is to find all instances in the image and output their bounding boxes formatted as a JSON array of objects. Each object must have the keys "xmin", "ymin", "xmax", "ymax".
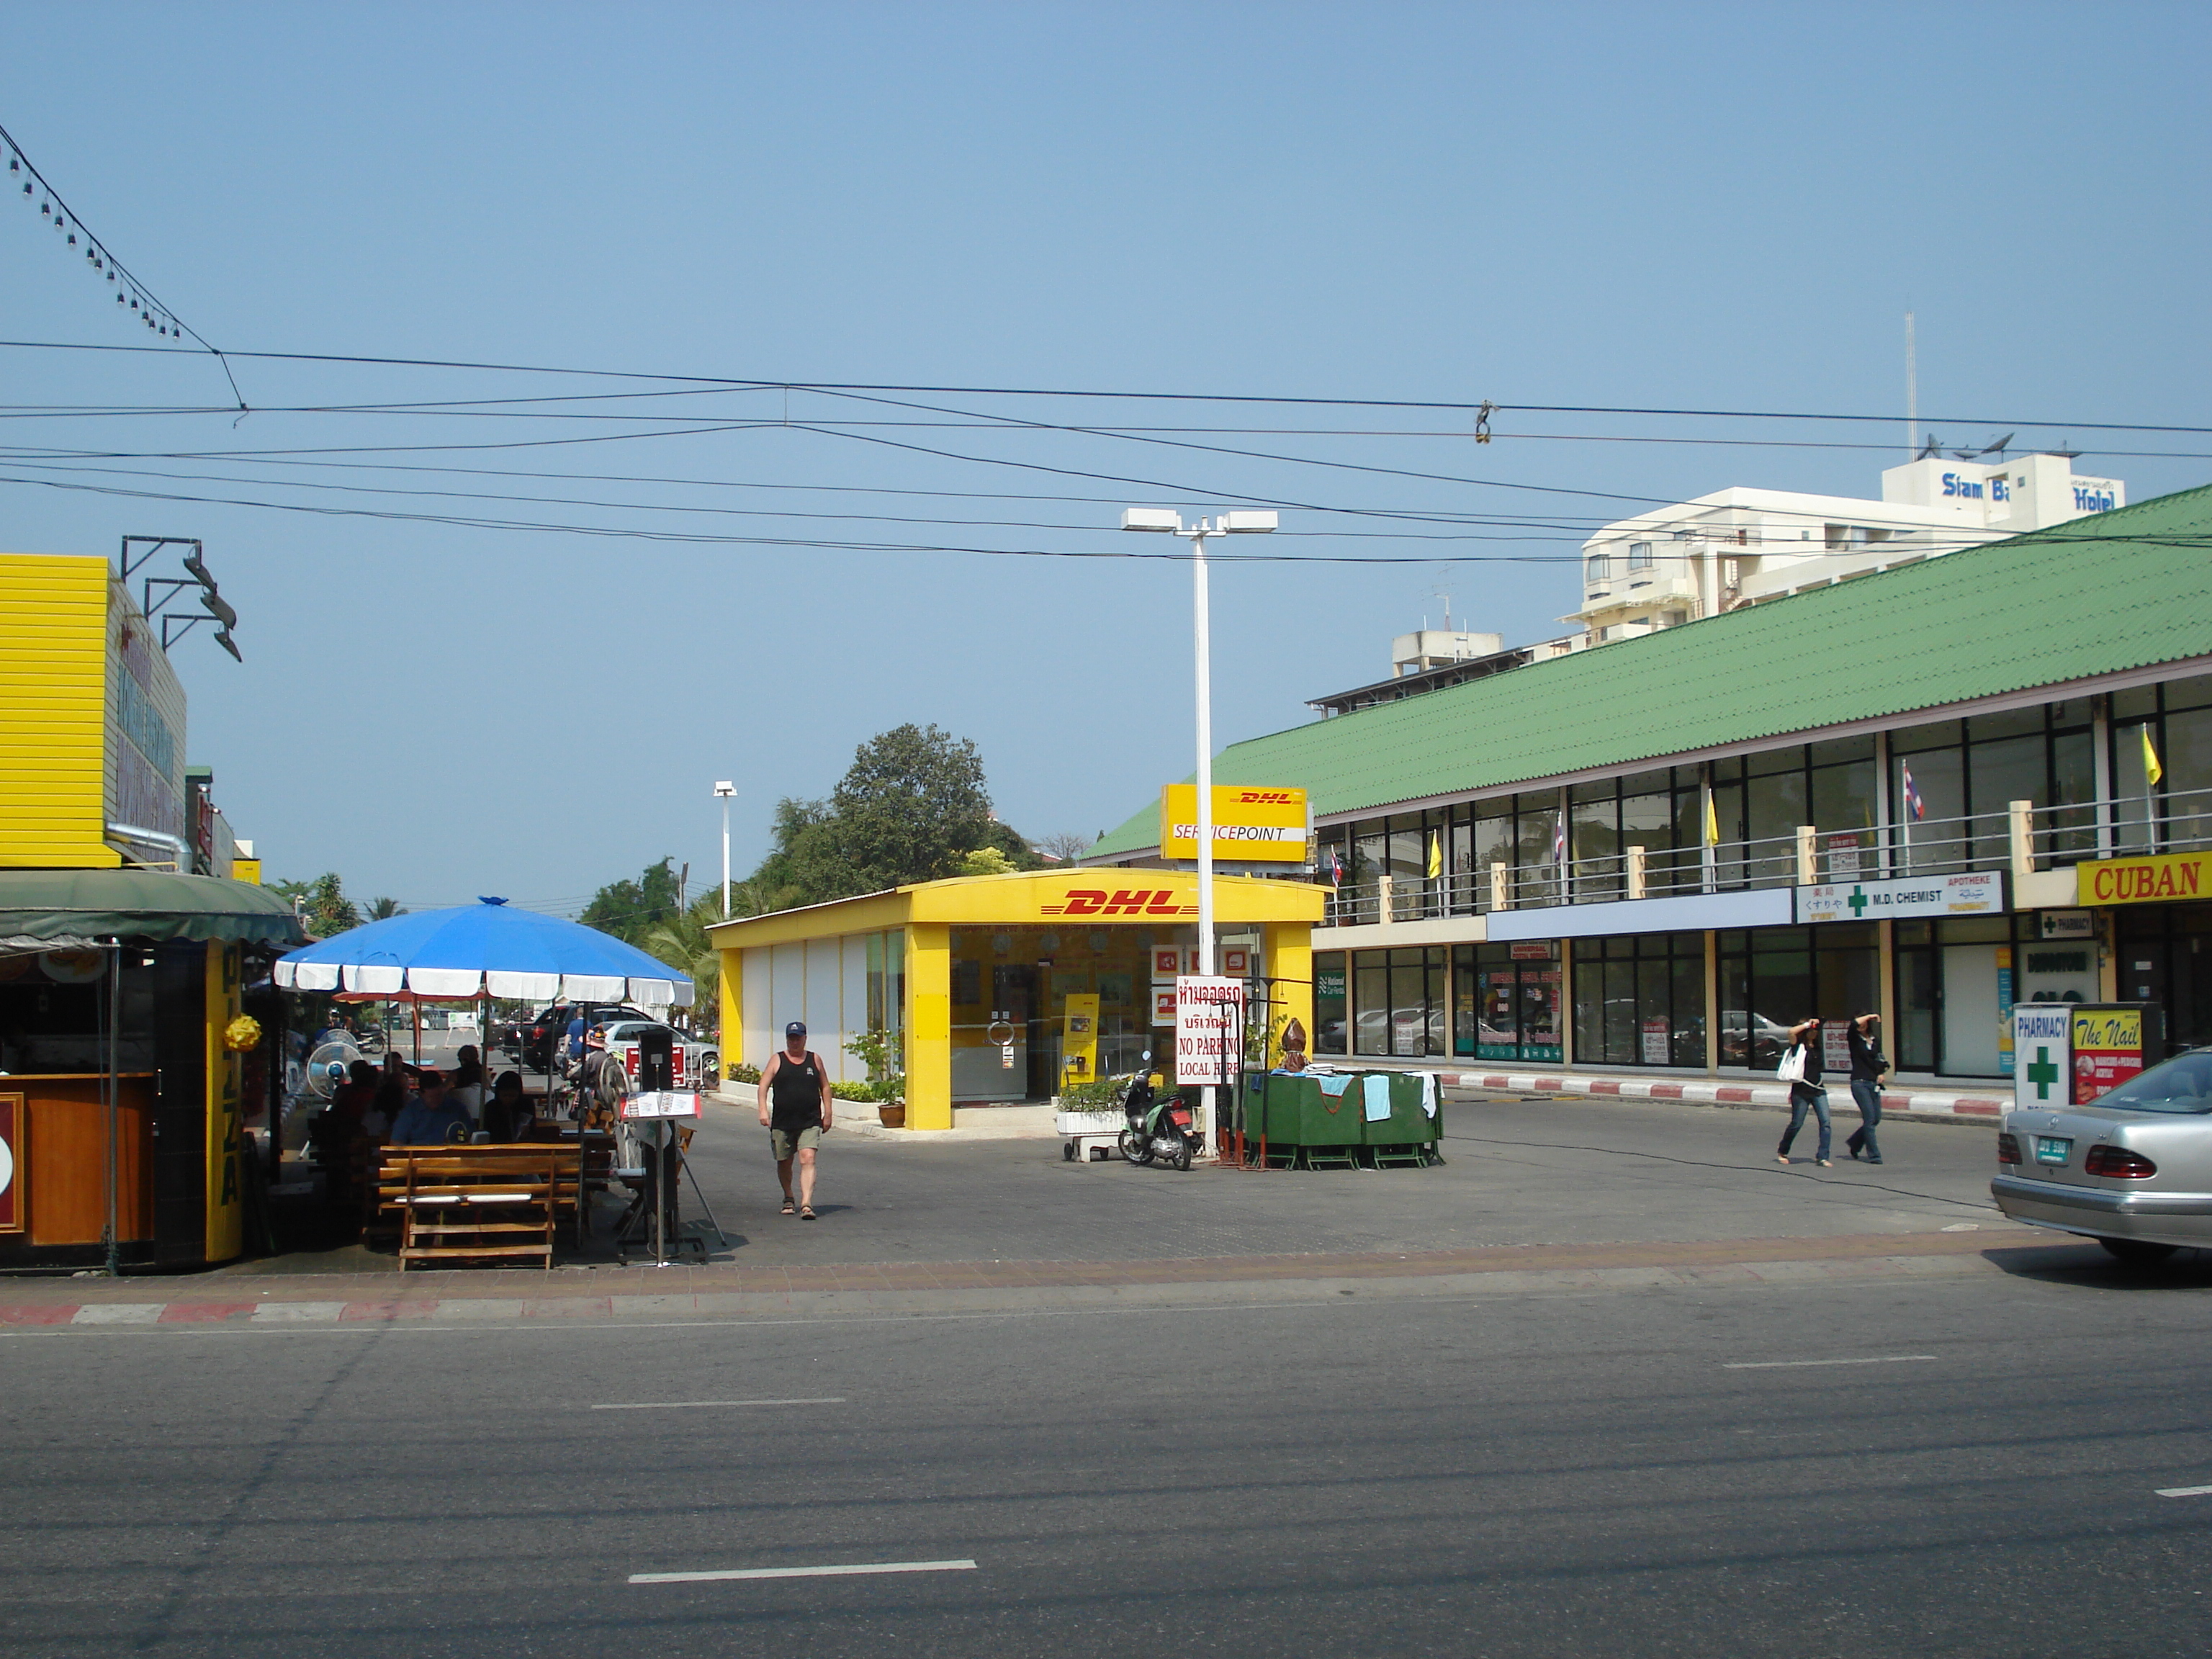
[
  {"xmin": 1159, "ymin": 783, "xmax": 1309, "ymax": 862},
  {"xmin": 1040, "ymin": 888, "xmax": 1200, "ymax": 917}
]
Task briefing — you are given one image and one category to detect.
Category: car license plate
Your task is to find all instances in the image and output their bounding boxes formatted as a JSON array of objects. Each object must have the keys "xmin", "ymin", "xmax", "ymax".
[{"xmin": 2036, "ymin": 1136, "xmax": 2072, "ymax": 1166}]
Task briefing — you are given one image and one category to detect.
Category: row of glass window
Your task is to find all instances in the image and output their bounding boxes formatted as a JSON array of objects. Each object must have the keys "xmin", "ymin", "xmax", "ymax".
[
  {"xmin": 1318, "ymin": 678, "xmax": 2212, "ymax": 915},
  {"xmin": 1311, "ymin": 907, "xmax": 2177, "ymax": 1078}
]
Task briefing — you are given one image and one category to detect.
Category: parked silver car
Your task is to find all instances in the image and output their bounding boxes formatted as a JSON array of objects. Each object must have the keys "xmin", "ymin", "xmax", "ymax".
[{"xmin": 1991, "ymin": 1046, "xmax": 2212, "ymax": 1263}]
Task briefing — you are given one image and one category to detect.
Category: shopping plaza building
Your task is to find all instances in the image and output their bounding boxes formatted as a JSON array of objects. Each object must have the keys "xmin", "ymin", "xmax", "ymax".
[{"xmin": 1086, "ymin": 481, "xmax": 2212, "ymax": 1086}]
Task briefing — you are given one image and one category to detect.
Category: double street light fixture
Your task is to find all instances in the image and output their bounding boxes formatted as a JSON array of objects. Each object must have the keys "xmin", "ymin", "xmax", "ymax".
[{"xmin": 1120, "ymin": 508, "xmax": 1277, "ymax": 1138}]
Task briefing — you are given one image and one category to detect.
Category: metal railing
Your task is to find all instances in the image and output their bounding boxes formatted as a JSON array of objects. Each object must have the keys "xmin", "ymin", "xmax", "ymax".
[{"xmin": 1315, "ymin": 784, "xmax": 2212, "ymax": 932}]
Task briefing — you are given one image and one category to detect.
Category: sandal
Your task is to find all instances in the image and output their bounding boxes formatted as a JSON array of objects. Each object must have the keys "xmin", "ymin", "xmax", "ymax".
[
  {"xmin": 780, "ymin": 1196, "xmax": 796, "ymax": 1215},
  {"xmin": 800, "ymin": 1205, "xmax": 817, "ymax": 1220}
]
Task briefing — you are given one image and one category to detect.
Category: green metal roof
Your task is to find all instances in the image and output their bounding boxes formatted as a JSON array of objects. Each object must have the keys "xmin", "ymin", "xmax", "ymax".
[{"xmin": 1092, "ymin": 481, "xmax": 2212, "ymax": 856}]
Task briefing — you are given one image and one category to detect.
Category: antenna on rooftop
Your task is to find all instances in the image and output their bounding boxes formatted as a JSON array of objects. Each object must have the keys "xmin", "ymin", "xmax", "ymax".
[{"xmin": 1905, "ymin": 310, "xmax": 1917, "ymax": 459}]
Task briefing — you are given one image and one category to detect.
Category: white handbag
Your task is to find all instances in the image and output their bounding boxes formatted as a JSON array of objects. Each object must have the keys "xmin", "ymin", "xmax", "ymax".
[{"xmin": 1776, "ymin": 1043, "xmax": 1807, "ymax": 1084}]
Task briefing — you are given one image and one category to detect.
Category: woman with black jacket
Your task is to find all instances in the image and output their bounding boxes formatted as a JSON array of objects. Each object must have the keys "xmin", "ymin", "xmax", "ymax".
[
  {"xmin": 1844, "ymin": 1013, "xmax": 1889, "ymax": 1164},
  {"xmin": 1775, "ymin": 1017, "xmax": 1832, "ymax": 1166}
]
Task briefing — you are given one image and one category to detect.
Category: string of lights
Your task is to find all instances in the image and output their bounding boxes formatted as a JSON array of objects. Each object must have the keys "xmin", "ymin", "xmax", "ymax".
[{"xmin": 0, "ymin": 127, "xmax": 246, "ymax": 409}]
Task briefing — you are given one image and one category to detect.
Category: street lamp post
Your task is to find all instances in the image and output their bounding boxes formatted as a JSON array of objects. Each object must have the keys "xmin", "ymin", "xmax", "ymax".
[
  {"xmin": 713, "ymin": 781, "xmax": 737, "ymax": 917},
  {"xmin": 1120, "ymin": 508, "xmax": 1277, "ymax": 1139}
]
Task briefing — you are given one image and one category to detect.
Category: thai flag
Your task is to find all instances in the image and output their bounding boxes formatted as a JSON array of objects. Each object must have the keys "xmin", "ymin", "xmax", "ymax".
[
  {"xmin": 1326, "ymin": 846, "xmax": 1343, "ymax": 889},
  {"xmin": 1902, "ymin": 762, "xmax": 1926, "ymax": 822},
  {"xmin": 1552, "ymin": 813, "xmax": 1568, "ymax": 866}
]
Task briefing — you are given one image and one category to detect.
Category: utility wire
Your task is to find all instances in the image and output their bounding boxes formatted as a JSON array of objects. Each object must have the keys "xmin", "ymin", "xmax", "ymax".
[{"xmin": 0, "ymin": 336, "xmax": 2205, "ymax": 436}]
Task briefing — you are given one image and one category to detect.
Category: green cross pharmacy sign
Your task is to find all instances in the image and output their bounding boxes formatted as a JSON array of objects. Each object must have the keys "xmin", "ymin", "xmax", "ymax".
[
  {"xmin": 2013, "ymin": 1005, "xmax": 2072, "ymax": 1112},
  {"xmin": 1796, "ymin": 871, "xmax": 2002, "ymax": 925}
]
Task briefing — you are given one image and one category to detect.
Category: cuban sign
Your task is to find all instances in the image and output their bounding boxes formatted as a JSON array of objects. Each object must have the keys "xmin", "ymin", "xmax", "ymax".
[
  {"xmin": 1159, "ymin": 785, "xmax": 1309, "ymax": 863},
  {"xmin": 1795, "ymin": 871, "xmax": 2002, "ymax": 924},
  {"xmin": 2076, "ymin": 850, "xmax": 2210, "ymax": 907},
  {"xmin": 2013, "ymin": 1005, "xmax": 2071, "ymax": 1112},
  {"xmin": 1174, "ymin": 975, "xmax": 1246, "ymax": 1087}
]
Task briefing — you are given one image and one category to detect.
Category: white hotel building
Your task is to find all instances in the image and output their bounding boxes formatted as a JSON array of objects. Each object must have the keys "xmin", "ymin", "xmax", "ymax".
[{"xmin": 1570, "ymin": 452, "xmax": 2127, "ymax": 644}]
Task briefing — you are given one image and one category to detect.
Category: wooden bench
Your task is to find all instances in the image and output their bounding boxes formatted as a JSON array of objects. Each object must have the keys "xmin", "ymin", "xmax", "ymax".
[{"xmin": 376, "ymin": 1146, "xmax": 577, "ymax": 1269}]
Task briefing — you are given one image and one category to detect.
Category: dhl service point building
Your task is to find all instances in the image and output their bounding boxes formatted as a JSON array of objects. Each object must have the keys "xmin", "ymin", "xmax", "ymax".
[{"xmin": 706, "ymin": 868, "xmax": 1323, "ymax": 1130}]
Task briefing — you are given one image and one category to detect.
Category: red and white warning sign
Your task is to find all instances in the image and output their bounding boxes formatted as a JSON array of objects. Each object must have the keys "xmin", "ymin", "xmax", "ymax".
[{"xmin": 1174, "ymin": 975, "xmax": 1246, "ymax": 1087}]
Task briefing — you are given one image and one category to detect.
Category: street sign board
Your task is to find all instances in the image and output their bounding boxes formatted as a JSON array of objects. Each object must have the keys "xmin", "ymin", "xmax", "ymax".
[
  {"xmin": 1174, "ymin": 975, "xmax": 1246, "ymax": 1086},
  {"xmin": 2013, "ymin": 1005, "xmax": 2071, "ymax": 1112},
  {"xmin": 1795, "ymin": 871, "xmax": 2002, "ymax": 924},
  {"xmin": 1159, "ymin": 785, "xmax": 1309, "ymax": 862},
  {"xmin": 622, "ymin": 1090, "xmax": 701, "ymax": 1120}
]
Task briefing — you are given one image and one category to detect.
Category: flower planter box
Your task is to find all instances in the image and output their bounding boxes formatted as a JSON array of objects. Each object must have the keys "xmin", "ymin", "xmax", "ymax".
[{"xmin": 1053, "ymin": 1107, "xmax": 1123, "ymax": 1136}]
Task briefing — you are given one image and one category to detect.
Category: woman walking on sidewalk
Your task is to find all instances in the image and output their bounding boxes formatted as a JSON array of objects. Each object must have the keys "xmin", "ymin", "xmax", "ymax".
[
  {"xmin": 1844, "ymin": 1012, "xmax": 1888, "ymax": 1164},
  {"xmin": 1775, "ymin": 1017, "xmax": 1832, "ymax": 1167}
]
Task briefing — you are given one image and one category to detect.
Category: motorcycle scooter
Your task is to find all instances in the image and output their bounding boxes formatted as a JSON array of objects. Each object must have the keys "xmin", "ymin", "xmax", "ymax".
[{"xmin": 1118, "ymin": 1066, "xmax": 1204, "ymax": 1171}]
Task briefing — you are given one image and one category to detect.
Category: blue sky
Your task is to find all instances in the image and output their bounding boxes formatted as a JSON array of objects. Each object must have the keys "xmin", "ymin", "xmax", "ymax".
[{"xmin": 4, "ymin": 1, "xmax": 2206, "ymax": 911}]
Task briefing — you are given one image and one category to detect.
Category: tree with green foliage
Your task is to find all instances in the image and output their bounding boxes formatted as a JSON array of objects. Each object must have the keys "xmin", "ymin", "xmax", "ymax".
[
  {"xmin": 579, "ymin": 856, "xmax": 684, "ymax": 947},
  {"xmin": 824, "ymin": 722, "xmax": 1030, "ymax": 892},
  {"xmin": 271, "ymin": 872, "xmax": 361, "ymax": 938},
  {"xmin": 365, "ymin": 896, "xmax": 405, "ymax": 920}
]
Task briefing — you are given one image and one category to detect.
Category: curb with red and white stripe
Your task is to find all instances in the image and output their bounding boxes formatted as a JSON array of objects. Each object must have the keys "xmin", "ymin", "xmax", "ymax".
[{"xmin": 1434, "ymin": 1070, "xmax": 2006, "ymax": 1120}]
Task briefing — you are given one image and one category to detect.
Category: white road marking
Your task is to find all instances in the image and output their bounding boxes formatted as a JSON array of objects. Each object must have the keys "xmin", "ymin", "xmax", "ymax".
[
  {"xmin": 2156, "ymin": 1485, "xmax": 2212, "ymax": 1498},
  {"xmin": 1724, "ymin": 1354, "xmax": 1938, "ymax": 1370},
  {"xmin": 591, "ymin": 1398, "xmax": 847, "ymax": 1410},
  {"xmin": 70, "ymin": 1304, "xmax": 165, "ymax": 1324},
  {"xmin": 631, "ymin": 1558, "xmax": 976, "ymax": 1585}
]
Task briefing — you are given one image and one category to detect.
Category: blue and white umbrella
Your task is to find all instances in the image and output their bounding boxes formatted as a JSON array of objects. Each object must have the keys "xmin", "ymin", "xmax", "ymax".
[{"xmin": 271, "ymin": 896, "xmax": 694, "ymax": 1007}]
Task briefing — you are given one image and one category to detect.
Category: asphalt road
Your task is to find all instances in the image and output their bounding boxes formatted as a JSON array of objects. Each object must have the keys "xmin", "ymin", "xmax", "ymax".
[{"xmin": 9, "ymin": 1237, "xmax": 2212, "ymax": 1656}]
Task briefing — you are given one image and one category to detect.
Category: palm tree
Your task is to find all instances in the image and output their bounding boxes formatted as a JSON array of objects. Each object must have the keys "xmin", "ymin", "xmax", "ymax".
[{"xmin": 366, "ymin": 896, "xmax": 405, "ymax": 920}]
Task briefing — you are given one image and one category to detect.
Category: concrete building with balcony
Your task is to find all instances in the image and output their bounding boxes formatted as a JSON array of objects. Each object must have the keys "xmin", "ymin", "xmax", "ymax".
[
  {"xmin": 1569, "ymin": 452, "xmax": 2126, "ymax": 644},
  {"xmin": 1086, "ymin": 482, "xmax": 2212, "ymax": 1086}
]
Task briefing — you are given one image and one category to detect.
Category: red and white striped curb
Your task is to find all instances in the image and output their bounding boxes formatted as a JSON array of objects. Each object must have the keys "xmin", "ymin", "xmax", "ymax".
[
  {"xmin": 1434, "ymin": 1071, "xmax": 2006, "ymax": 1120},
  {"xmin": 0, "ymin": 1298, "xmax": 637, "ymax": 1326}
]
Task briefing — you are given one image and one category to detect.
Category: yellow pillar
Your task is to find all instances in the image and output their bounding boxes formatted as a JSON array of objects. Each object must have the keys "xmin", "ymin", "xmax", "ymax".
[
  {"xmin": 1264, "ymin": 923, "xmax": 1314, "ymax": 1067},
  {"xmin": 907, "ymin": 922, "xmax": 953, "ymax": 1130},
  {"xmin": 717, "ymin": 948, "xmax": 743, "ymax": 1071},
  {"xmin": 204, "ymin": 943, "xmax": 244, "ymax": 1264}
]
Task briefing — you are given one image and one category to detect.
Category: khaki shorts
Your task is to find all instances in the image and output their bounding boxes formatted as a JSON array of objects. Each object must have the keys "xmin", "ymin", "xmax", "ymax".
[{"xmin": 770, "ymin": 1124, "xmax": 822, "ymax": 1161}]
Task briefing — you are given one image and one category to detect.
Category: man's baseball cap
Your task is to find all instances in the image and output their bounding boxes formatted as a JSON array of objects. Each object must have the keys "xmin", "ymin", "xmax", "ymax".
[{"xmin": 785, "ymin": 1021, "xmax": 806, "ymax": 1037}]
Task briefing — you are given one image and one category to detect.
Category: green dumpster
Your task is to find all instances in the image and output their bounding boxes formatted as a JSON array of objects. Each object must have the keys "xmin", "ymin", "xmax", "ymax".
[{"xmin": 1252, "ymin": 1073, "xmax": 1364, "ymax": 1150}]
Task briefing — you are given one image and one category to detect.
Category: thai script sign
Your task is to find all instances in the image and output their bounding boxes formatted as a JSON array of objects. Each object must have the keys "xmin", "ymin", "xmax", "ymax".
[
  {"xmin": 1174, "ymin": 975, "xmax": 1246, "ymax": 1087},
  {"xmin": 1795, "ymin": 871, "xmax": 2001, "ymax": 923}
]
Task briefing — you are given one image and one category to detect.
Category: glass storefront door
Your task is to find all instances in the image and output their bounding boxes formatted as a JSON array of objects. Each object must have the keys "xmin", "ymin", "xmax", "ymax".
[{"xmin": 1455, "ymin": 943, "xmax": 1563, "ymax": 1063}]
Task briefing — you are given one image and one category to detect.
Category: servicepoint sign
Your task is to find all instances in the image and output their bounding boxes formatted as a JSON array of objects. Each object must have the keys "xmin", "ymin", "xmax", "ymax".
[{"xmin": 1160, "ymin": 785, "xmax": 1309, "ymax": 862}]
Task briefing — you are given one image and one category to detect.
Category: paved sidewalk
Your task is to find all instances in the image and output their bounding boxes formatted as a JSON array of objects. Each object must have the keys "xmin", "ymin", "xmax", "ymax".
[{"xmin": 1437, "ymin": 1068, "xmax": 2008, "ymax": 1120}]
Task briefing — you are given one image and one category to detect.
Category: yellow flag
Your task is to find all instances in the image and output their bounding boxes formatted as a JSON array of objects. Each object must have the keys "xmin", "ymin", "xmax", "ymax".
[
  {"xmin": 2144, "ymin": 726, "xmax": 2164, "ymax": 788},
  {"xmin": 1703, "ymin": 791, "xmax": 1720, "ymax": 845},
  {"xmin": 1426, "ymin": 833, "xmax": 1442, "ymax": 879}
]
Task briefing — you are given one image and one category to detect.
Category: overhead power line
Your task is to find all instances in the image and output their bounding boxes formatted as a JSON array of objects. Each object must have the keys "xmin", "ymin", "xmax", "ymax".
[{"xmin": 0, "ymin": 337, "xmax": 2204, "ymax": 436}]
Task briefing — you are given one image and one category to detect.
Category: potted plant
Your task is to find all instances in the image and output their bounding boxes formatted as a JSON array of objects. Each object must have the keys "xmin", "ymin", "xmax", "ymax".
[
  {"xmin": 1054, "ymin": 1074, "xmax": 1125, "ymax": 1137},
  {"xmin": 845, "ymin": 1029, "xmax": 907, "ymax": 1129}
]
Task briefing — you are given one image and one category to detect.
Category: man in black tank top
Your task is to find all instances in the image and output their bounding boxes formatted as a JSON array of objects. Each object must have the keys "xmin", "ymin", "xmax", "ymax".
[{"xmin": 757, "ymin": 1020, "xmax": 832, "ymax": 1218}]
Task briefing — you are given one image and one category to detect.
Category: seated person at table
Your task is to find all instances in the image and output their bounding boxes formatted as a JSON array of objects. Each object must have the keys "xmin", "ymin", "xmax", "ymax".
[
  {"xmin": 482, "ymin": 1071, "xmax": 536, "ymax": 1142},
  {"xmin": 449, "ymin": 1045, "xmax": 486, "ymax": 1119},
  {"xmin": 390, "ymin": 1069, "xmax": 473, "ymax": 1146}
]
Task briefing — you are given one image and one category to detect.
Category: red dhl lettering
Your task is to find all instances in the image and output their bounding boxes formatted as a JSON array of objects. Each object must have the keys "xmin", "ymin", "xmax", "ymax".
[
  {"xmin": 1054, "ymin": 888, "xmax": 1191, "ymax": 917},
  {"xmin": 1233, "ymin": 790, "xmax": 1296, "ymax": 804}
]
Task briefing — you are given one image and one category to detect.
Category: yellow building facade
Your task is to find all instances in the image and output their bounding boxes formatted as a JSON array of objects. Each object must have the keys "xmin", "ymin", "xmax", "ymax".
[{"xmin": 707, "ymin": 868, "xmax": 1323, "ymax": 1130}]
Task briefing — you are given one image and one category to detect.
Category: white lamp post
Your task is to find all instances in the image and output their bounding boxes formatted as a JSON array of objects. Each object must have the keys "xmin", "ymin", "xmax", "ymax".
[
  {"xmin": 1120, "ymin": 507, "xmax": 1277, "ymax": 1139},
  {"xmin": 713, "ymin": 781, "xmax": 737, "ymax": 917}
]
